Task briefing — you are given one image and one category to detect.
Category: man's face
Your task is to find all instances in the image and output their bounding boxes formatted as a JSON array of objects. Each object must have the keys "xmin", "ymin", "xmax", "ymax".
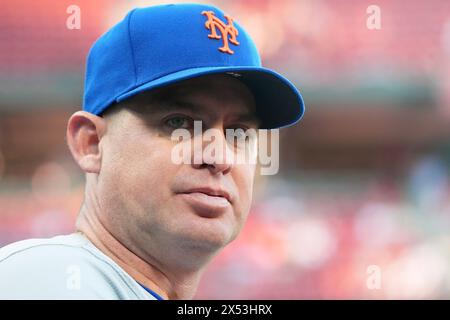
[{"xmin": 97, "ymin": 74, "xmax": 258, "ymax": 264}]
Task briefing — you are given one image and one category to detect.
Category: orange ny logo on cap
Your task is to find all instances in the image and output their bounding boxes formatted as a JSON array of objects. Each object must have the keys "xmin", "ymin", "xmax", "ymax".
[{"xmin": 202, "ymin": 11, "xmax": 240, "ymax": 55}]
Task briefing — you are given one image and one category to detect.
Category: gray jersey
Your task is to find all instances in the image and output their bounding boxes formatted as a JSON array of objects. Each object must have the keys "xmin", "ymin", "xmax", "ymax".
[{"xmin": 0, "ymin": 233, "xmax": 158, "ymax": 300}]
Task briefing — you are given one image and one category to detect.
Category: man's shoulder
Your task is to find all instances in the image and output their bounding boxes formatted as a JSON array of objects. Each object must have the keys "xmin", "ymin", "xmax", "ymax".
[
  {"xmin": 0, "ymin": 233, "xmax": 149, "ymax": 299},
  {"xmin": 0, "ymin": 233, "xmax": 90, "ymax": 263}
]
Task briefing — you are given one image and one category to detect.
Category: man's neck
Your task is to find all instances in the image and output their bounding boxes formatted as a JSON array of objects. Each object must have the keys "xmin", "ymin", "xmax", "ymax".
[{"xmin": 75, "ymin": 208, "xmax": 203, "ymax": 300}]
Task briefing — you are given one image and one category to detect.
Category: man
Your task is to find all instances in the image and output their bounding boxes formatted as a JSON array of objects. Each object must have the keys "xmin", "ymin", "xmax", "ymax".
[{"xmin": 0, "ymin": 3, "xmax": 304, "ymax": 299}]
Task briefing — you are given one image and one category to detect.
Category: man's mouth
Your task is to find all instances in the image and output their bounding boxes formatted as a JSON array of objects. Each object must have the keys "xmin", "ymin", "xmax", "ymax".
[
  {"xmin": 177, "ymin": 187, "xmax": 233, "ymax": 218},
  {"xmin": 181, "ymin": 187, "xmax": 232, "ymax": 204}
]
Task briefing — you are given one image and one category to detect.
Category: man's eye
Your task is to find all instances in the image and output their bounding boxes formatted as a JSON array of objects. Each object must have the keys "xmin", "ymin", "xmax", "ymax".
[
  {"xmin": 226, "ymin": 127, "xmax": 253, "ymax": 148},
  {"xmin": 165, "ymin": 116, "xmax": 192, "ymax": 129},
  {"xmin": 227, "ymin": 126, "xmax": 250, "ymax": 138}
]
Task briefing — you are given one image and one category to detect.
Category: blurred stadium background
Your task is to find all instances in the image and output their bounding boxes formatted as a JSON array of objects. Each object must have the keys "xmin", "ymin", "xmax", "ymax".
[{"xmin": 1, "ymin": 0, "xmax": 450, "ymax": 299}]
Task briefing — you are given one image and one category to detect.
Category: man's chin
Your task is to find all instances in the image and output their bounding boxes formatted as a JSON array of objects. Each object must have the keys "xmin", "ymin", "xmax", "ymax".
[
  {"xmin": 161, "ymin": 199, "xmax": 241, "ymax": 253},
  {"xmin": 174, "ymin": 220, "xmax": 235, "ymax": 252}
]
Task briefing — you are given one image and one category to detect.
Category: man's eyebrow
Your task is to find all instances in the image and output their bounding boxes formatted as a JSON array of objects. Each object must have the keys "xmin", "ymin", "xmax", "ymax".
[
  {"xmin": 230, "ymin": 113, "xmax": 260, "ymax": 125},
  {"xmin": 137, "ymin": 96, "xmax": 260, "ymax": 126}
]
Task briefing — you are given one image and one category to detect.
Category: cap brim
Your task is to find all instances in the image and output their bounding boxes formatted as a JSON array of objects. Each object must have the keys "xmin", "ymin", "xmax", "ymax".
[{"xmin": 116, "ymin": 66, "xmax": 305, "ymax": 129}]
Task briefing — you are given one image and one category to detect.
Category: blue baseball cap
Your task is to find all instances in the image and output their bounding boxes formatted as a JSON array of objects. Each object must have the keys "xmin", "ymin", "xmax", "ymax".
[{"xmin": 83, "ymin": 3, "xmax": 305, "ymax": 129}]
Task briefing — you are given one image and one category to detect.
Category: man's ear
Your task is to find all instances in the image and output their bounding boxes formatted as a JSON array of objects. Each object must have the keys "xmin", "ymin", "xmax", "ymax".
[{"xmin": 66, "ymin": 111, "xmax": 107, "ymax": 174}]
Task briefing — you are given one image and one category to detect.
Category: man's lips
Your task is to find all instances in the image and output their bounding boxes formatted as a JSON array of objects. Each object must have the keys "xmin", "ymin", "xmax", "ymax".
[
  {"xmin": 176, "ymin": 187, "xmax": 233, "ymax": 217},
  {"xmin": 179, "ymin": 187, "xmax": 232, "ymax": 204}
]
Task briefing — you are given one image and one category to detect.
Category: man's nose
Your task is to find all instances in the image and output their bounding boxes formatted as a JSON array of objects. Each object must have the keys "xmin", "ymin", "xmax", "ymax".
[{"xmin": 191, "ymin": 127, "xmax": 234, "ymax": 175}]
